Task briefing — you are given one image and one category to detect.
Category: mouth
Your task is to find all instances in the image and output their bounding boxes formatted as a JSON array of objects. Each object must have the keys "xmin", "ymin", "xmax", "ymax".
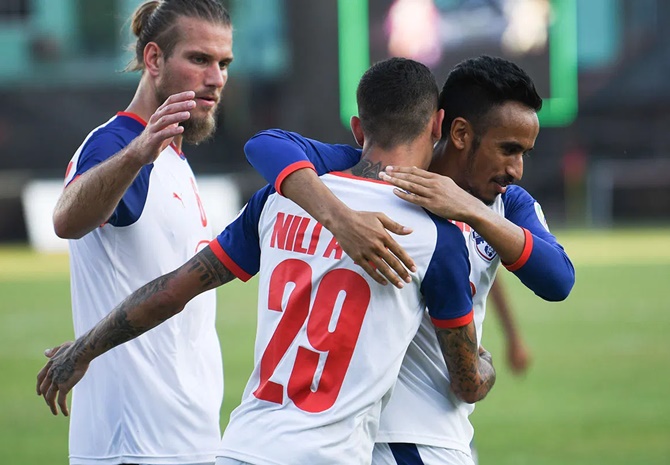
[
  {"xmin": 195, "ymin": 96, "xmax": 219, "ymax": 109},
  {"xmin": 493, "ymin": 179, "xmax": 513, "ymax": 195}
]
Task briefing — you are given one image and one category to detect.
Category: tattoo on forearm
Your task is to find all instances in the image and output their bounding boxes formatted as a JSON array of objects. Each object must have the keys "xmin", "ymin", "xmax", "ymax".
[
  {"xmin": 351, "ymin": 160, "xmax": 385, "ymax": 180},
  {"xmin": 188, "ymin": 246, "xmax": 236, "ymax": 290},
  {"xmin": 51, "ymin": 247, "xmax": 236, "ymax": 385},
  {"xmin": 436, "ymin": 323, "xmax": 496, "ymax": 402}
]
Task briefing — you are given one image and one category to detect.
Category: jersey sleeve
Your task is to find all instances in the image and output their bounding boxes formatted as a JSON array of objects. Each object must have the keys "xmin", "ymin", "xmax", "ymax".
[
  {"xmin": 502, "ymin": 185, "xmax": 575, "ymax": 301},
  {"xmin": 209, "ymin": 185, "xmax": 275, "ymax": 281},
  {"xmin": 244, "ymin": 129, "xmax": 361, "ymax": 195},
  {"xmin": 68, "ymin": 128, "xmax": 152, "ymax": 228},
  {"xmin": 421, "ymin": 215, "xmax": 474, "ymax": 328}
]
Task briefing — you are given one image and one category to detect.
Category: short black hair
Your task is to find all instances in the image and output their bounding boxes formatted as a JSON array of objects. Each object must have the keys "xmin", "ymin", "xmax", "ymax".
[
  {"xmin": 439, "ymin": 55, "xmax": 542, "ymax": 138},
  {"xmin": 357, "ymin": 57, "xmax": 438, "ymax": 149}
]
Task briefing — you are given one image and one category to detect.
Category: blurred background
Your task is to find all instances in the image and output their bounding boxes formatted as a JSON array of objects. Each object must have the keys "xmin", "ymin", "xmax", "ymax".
[{"xmin": 1, "ymin": 0, "xmax": 669, "ymax": 464}]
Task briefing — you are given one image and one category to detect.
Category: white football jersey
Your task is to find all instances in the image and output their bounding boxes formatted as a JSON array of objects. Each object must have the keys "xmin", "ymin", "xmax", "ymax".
[
  {"xmin": 212, "ymin": 172, "xmax": 474, "ymax": 465},
  {"xmin": 64, "ymin": 113, "xmax": 222, "ymax": 465},
  {"xmin": 374, "ymin": 196, "xmax": 504, "ymax": 455}
]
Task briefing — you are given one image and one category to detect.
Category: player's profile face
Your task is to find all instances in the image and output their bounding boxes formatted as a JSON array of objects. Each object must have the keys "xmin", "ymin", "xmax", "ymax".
[
  {"xmin": 465, "ymin": 102, "xmax": 539, "ymax": 205},
  {"xmin": 155, "ymin": 16, "xmax": 233, "ymax": 144}
]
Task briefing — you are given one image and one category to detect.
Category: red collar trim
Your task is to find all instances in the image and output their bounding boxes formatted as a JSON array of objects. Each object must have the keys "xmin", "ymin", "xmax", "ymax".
[
  {"xmin": 117, "ymin": 111, "xmax": 147, "ymax": 126},
  {"xmin": 116, "ymin": 111, "xmax": 185, "ymax": 158}
]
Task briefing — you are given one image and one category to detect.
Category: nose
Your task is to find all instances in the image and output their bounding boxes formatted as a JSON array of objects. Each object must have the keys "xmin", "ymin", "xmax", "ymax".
[
  {"xmin": 205, "ymin": 63, "xmax": 227, "ymax": 89},
  {"xmin": 507, "ymin": 154, "xmax": 523, "ymax": 181}
]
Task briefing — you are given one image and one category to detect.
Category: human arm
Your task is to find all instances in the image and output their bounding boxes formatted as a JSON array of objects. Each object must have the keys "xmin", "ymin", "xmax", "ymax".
[
  {"xmin": 38, "ymin": 185, "xmax": 270, "ymax": 416},
  {"xmin": 36, "ymin": 245, "xmax": 235, "ymax": 416},
  {"xmin": 423, "ymin": 220, "xmax": 495, "ymax": 403},
  {"xmin": 53, "ymin": 91, "xmax": 196, "ymax": 238},
  {"xmin": 244, "ymin": 130, "xmax": 416, "ymax": 288},
  {"xmin": 489, "ymin": 277, "xmax": 530, "ymax": 374},
  {"xmin": 435, "ymin": 323, "xmax": 496, "ymax": 403},
  {"xmin": 380, "ymin": 167, "xmax": 575, "ymax": 300}
]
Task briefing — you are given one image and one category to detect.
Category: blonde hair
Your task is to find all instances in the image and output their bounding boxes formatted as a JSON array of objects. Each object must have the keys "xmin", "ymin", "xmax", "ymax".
[{"xmin": 126, "ymin": 0, "xmax": 231, "ymax": 72}]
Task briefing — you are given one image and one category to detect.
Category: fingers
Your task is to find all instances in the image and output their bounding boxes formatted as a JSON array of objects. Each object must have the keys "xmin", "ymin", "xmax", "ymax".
[
  {"xmin": 380, "ymin": 173, "xmax": 433, "ymax": 199},
  {"xmin": 355, "ymin": 260, "xmax": 388, "ymax": 287},
  {"xmin": 370, "ymin": 253, "xmax": 409, "ymax": 288},
  {"xmin": 157, "ymin": 91, "xmax": 196, "ymax": 109},
  {"xmin": 392, "ymin": 188, "xmax": 428, "ymax": 207},
  {"xmin": 44, "ymin": 379, "xmax": 59, "ymax": 416},
  {"xmin": 377, "ymin": 215, "xmax": 416, "ymax": 275},
  {"xmin": 58, "ymin": 389, "xmax": 70, "ymax": 417},
  {"xmin": 44, "ymin": 346, "xmax": 60, "ymax": 358},
  {"xmin": 36, "ymin": 362, "xmax": 51, "ymax": 395}
]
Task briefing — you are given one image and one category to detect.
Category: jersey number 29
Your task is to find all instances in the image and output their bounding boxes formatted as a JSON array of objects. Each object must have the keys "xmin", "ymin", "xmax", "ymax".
[{"xmin": 254, "ymin": 258, "xmax": 370, "ymax": 413}]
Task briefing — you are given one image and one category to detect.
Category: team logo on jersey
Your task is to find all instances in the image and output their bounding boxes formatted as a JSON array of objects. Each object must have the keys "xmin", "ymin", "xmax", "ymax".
[
  {"xmin": 534, "ymin": 202, "xmax": 550, "ymax": 232},
  {"xmin": 472, "ymin": 231, "xmax": 497, "ymax": 261}
]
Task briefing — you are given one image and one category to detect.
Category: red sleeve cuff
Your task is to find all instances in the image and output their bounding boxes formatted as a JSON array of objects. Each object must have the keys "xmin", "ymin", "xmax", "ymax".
[
  {"xmin": 275, "ymin": 161, "xmax": 317, "ymax": 196},
  {"xmin": 503, "ymin": 227, "xmax": 534, "ymax": 272},
  {"xmin": 208, "ymin": 239, "xmax": 252, "ymax": 282},
  {"xmin": 431, "ymin": 309, "xmax": 474, "ymax": 329}
]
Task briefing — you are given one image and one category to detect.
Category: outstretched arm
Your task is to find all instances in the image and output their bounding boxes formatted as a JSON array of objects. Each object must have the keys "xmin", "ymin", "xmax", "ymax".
[
  {"xmin": 380, "ymin": 167, "xmax": 575, "ymax": 301},
  {"xmin": 36, "ymin": 245, "xmax": 235, "ymax": 416},
  {"xmin": 245, "ymin": 130, "xmax": 416, "ymax": 288},
  {"xmin": 281, "ymin": 168, "xmax": 416, "ymax": 287}
]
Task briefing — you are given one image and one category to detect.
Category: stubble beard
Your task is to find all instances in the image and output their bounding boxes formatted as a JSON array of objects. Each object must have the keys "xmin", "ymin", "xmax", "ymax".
[{"xmin": 465, "ymin": 145, "xmax": 495, "ymax": 206}]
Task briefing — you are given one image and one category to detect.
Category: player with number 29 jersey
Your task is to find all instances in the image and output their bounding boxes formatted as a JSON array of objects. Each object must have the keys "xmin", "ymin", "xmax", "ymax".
[{"xmin": 211, "ymin": 171, "xmax": 474, "ymax": 465}]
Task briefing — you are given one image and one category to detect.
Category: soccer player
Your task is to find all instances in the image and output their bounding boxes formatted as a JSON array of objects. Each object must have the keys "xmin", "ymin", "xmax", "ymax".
[
  {"xmin": 37, "ymin": 57, "xmax": 496, "ymax": 465},
  {"xmin": 41, "ymin": 1, "xmax": 233, "ymax": 464},
  {"xmin": 242, "ymin": 56, "xmax": 575, "ymax": 464}
]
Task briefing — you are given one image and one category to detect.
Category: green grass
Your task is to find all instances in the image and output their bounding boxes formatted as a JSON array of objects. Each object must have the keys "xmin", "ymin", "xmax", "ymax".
[{"xmin": 1, "ymin": 228, "xmax": 669, "ymax": 464}]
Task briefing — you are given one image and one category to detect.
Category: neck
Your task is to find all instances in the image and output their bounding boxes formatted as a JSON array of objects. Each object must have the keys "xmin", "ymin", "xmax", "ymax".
[
  {"xmin": 125, "ymin": 74, "xmax": 184, "ymax": 152},
  {"xmin": 348, "ymin": 142, "xmax": 432, "ymax": 181}
]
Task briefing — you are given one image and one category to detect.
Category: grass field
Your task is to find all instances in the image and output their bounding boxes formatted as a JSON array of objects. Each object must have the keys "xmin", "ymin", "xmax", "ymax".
[{"xmin": 1, "ymin": 228, "xmax": 669, "ymax": 464}]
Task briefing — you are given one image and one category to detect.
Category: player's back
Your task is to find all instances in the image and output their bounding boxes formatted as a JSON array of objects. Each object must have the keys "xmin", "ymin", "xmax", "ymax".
[{"xmin": 216, "ymin": 172, "xmax": 472, "ymax": 465}]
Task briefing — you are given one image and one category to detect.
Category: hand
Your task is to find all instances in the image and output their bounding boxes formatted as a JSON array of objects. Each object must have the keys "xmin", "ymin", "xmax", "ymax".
[
  {"xmin": 127, "ymin": 91, "xmax": 196, "ymax": 166},
  {"xmin": 479, "ymin": 345, "xmax": 493, "ymax": 365},
  {"xmin": 379, "ymin": 166, "xmax": 483, "ymax": 222},
  {"xmin": 507, "ymin": 341, "xmax": 531, "ymax": 375},
  {"xmin": 328, "ymin": 210, "xmax": 416, "ymax": 288},
  {"xmin": 36, "ymin": 341, "xmax": 89, "ymax": 416}
]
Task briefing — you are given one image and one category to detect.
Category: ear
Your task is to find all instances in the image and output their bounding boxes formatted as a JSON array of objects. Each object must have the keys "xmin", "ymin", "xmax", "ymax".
[
  {"xmin": 143, "ymin": 42, "xmax": 163, "ymax": 78},
  {"xmin": 350, "ymin": 116, "xmax": 364, "ymax": 147},
  {"xmin": 450, "ymin": 117, "xmax": 471, "ymax": 151},
  {"xmin": 432, "ymin": 109, "xmax": 444, "ymax": 143}
]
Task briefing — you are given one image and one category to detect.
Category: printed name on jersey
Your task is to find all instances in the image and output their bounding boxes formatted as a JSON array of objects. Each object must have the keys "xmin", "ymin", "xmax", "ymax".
[
  {"xmin": 270, "ymin": 212, "xmax": 343, "ymax": 260},
  {"xmin": 534, "ymin": 202, "xmax": 550, "ymax": 232}
]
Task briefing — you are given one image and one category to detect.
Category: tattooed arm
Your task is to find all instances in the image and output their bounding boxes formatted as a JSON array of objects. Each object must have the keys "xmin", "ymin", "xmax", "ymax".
[
  {"xmin": 36, "ymin": 246, "xmax": 235, "ymax": 416},
  {"xmin": 435, "ymin": 321, "xmax": 496, "ymax": 404}
]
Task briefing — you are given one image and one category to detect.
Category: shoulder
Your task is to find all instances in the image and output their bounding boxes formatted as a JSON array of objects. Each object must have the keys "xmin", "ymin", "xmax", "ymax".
[
  {"xmin": 502, "ymin": 184, "xmax": 536, "ymax": 206},
  {"xmin": 80, "ymin": 115, "xmax": 143, "ymax": 156}
]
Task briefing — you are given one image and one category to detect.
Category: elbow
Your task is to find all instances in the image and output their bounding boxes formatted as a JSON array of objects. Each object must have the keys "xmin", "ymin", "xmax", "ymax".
[
  {"xmin": 53, "ymin": 212, "xmax": 84, "ymax": 240},
  {"xmin": 539, "ymin": 270, "xmax": 575, "ymax": 302},
  {"xmin": 451, "ymin": 384, "xmax": 491, "ymax": 404},
  {"xmin": 451, "ymin": 373, "xmax": 496, "ymax": 404},
  {"xmin": 243, "ymin": 132, "xmax": 271, "ymax": 163}
]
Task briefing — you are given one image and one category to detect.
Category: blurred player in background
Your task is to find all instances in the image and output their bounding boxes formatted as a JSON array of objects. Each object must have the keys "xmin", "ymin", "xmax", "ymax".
[
  {"xmin": 37, "ymin": 57, "xmax": 496, "ymax": 465},
  {"xmin": 42, "ymin": 1, "xmax": 233, "ymax": 464},
  {"xmin": 243, "ymin": 55, "xmax": 574, "ymax": 464},
  {"xmin": 490, "ymin": 277, "xmax": 531, "ymax": 375}
]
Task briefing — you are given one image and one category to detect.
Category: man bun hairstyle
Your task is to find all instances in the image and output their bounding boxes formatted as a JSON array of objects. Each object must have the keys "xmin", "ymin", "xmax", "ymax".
[
  {"xmin": 357, "ymin": 57, "xmax": 438, "ymax": 149},
  {"xmin": 127, "ymin": 0, "xmax": 231, "ymax": 72}
]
